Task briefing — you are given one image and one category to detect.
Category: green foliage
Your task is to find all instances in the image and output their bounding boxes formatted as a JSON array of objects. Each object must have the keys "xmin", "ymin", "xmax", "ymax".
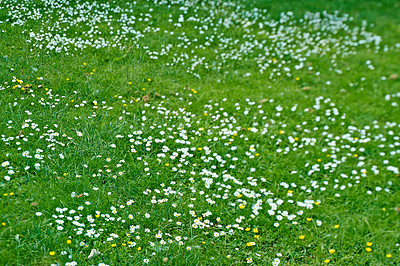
[{"xmin": 0, "ymin": 0, "xmax": 399, "ymax": 265}]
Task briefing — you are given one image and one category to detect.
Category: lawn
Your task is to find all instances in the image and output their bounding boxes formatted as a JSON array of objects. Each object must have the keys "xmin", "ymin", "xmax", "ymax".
[{"xmin": 0, "ymin": 0, "xmax": 399, "ymax": 265}]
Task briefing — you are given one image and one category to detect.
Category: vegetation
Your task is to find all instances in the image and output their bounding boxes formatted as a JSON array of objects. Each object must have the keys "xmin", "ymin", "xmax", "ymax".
[{"xmin": 0, "ymin": 0, "xmax": 399, "ymax": 265}]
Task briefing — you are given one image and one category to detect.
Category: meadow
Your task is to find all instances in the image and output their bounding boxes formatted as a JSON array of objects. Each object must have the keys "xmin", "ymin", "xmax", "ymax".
[{"xmin": 0, "ymin": 0, "xmax": 399, "ymax": 265}]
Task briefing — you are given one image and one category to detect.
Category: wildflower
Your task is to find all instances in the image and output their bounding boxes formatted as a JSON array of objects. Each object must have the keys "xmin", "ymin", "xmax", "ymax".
[{"xmin": 299, "ymin": 235, "xmax": 305, "ymax": 240}]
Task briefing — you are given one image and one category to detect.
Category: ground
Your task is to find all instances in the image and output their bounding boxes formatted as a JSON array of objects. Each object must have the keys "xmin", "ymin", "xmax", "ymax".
[{"xmin": 0, "ymin": 0, "xmax": 399, "ymax": 265}]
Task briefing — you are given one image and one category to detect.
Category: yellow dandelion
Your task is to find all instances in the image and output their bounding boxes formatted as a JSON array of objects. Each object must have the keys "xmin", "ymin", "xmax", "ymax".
[{"xmin": 299, "ymin": 235, "xmax": 305, "ymax": 240}]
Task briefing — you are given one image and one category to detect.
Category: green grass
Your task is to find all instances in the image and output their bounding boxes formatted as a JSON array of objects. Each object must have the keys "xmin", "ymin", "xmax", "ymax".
[{"xmin": 0, "ymin": 0, "xmax": 400, "ymax": 265}]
